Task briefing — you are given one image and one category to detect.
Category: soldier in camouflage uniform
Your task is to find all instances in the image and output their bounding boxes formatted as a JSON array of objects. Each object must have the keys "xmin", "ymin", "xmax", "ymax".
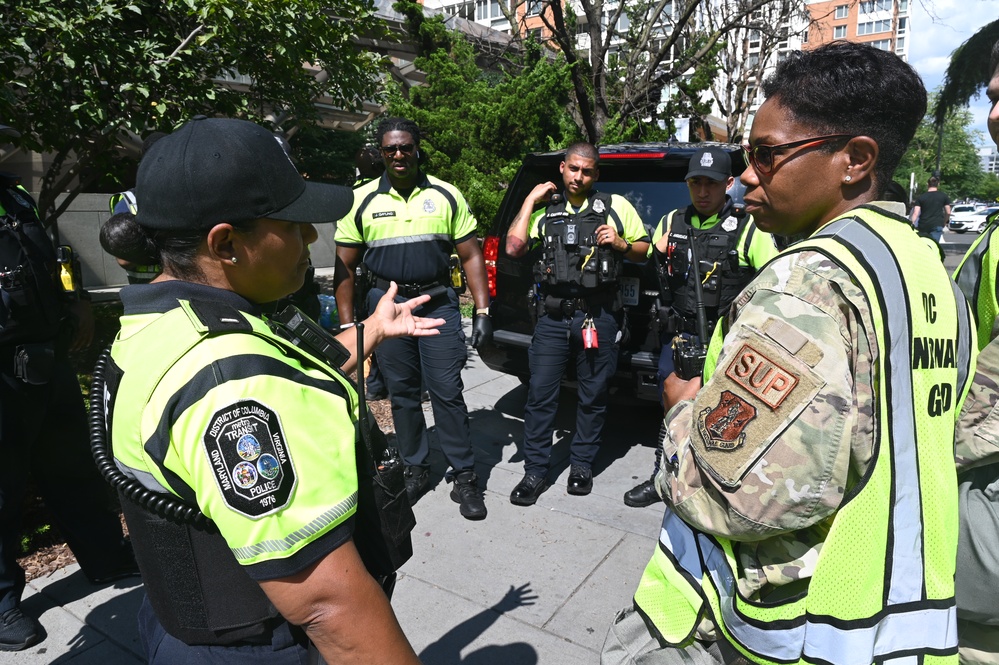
[
  {"xmin": 950, "ymin": 39, "xmax": 999, "ymax": 665},
  {"xmin": 604, "ymin": 42, "xmax": 975, "ymax": 665}
]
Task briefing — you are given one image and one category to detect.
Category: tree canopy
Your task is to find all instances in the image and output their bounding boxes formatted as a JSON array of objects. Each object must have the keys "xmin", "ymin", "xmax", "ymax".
[
  {"xmin": 527, "ymin": 0, "xmax": 790, "ymax": 143},
  {"xmin": 387, "ymin": 2, "xmax": 577, "ymax": 230},
  {"xmin": 1, "ymin": 0, "xmax": 383, "ymax": 223},
  {"xmin": 895, "ymin": 97, "xmax": 987, "ymax": 201}
]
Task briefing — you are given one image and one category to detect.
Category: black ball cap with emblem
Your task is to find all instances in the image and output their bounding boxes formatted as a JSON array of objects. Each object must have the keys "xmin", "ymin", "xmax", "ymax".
[
  {"xmin": 135, "ymin": 116, "xmax": 353, "ymax": 230},
  {"xmin": 685, "ymin": 146, "xmax": 732, "ymax": 182}
]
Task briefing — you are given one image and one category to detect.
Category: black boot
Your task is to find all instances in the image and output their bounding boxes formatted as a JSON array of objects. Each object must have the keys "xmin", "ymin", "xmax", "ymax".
[
  {"xmin": 450, "ymin": 470, "xmax": 487, "ymax": 520},
  {"xmin": 623, "ymin": 476, "xmax": 661, "ymax": 508},
  {"xmin": 404, "ymin": 466, "xmax": 431, "ymax": 504}
]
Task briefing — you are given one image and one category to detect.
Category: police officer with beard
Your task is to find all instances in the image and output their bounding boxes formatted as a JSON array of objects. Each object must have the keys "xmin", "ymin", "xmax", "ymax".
[{"xmin": 505, "ymin": 141, "xmax": 650, "ymax": 505}]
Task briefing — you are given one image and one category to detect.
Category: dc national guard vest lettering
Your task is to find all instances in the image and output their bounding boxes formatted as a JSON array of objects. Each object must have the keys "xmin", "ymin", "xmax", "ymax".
[
  {"xmin": 535, "ymin": 191, "xmax": 623, "ymax": 295},
  {"xmin": 634, "ymin": 206, "xmax": 974, "ymax": 664},
  {"xmin": 108, "ymin": 300, "xmax": 359, "ymax": 645}
]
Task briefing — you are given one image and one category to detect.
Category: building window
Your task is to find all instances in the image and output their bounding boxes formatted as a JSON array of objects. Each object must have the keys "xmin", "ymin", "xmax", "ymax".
[
  {"xmin": 447, "ymin": 1, "xmax": 475, "ymax": 20},
  {"xmin": 857, "ymin": 20, "xmax": 891, "ymax": 35},
  {"xmin": 749, "ymin": 29, "xmax": 760, "ymax": 48},
  {"xmin": 860, "ymin": 0, "xmax": 892, "ymax": 13},
  {"xmin": 803, "ymin": 28, "xmax": 809, "ymax": 43},
  {"xmin": 475, "ymin": 0, "xmax": 504, "ymax": 21},
  {"xmin": 835, "ymin": 4, "xmax": 849, "ymax": 18},
  {"xmin": 898, "ymin": 16, "xmax": 907, "ymax": 31},
  {"xmin": 896, "ymin": 36, "xmax": 904, "ymax": 50},
  {"xmin": 834, "ymin": 25, "xmax": 847, "ymax": 39},
  {"xmin": 870, "ymin": 38, "xmax": 892, "ymax": 51},
  {"xmin": 526, "ymin": 0, "xmax": 543, "ymax": 16},
  {"xmin": 899, "ymin": 0, "xmax": 908, "ymax": 11}
]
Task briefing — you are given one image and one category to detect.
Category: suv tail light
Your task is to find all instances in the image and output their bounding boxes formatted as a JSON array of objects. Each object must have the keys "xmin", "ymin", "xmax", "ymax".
[{"xmin": 483, "ymin": 235, "xmax": 499, "ymax": 298}]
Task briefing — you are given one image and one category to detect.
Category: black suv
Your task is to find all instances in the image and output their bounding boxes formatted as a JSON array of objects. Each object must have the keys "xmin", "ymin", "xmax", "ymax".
[{"xmin": 479, "ymin": 142, "xmax": 745, "ymax": 402}]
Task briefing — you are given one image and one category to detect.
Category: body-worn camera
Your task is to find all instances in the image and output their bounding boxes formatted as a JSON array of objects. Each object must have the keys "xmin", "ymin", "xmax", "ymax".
[
  {"xmin": 564, "ymin": 223, "xmax": 578, "ymax": 246},
  {"xmin": 672, "ymin": 335, "xmax": 706, "ymax": 381}
]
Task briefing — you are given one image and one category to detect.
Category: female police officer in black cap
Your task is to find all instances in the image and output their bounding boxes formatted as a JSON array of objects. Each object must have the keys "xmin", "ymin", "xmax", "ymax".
[{"xmin": 100, "ymin": 116, "xmax": 437, "ymax": 664}]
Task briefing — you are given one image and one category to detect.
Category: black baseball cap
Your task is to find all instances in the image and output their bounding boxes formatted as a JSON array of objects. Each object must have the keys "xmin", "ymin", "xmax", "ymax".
[
  {"xmin": 136, "ymin": 116, "xmax": 353, "ymax": 231},
  {"xmin": 685, "ymin": 147, "xmax": 732, "ymax": 182}
]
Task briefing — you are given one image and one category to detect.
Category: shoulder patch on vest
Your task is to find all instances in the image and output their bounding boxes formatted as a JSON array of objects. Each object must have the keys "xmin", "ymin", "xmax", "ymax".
[{"xmin": 203, "ymin": 399, "xmax": 296, "ymax": 518}]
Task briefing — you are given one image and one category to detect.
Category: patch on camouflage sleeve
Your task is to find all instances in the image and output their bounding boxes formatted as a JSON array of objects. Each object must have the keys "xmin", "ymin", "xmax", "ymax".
[
  {"xmin": 697, "ymin": 391, "xmax": 757, "ymax": 451},
  {"xmin": 203, "ymin": 400, "xmax": 297, "ymax": 518},
  {"xmin": 691, "ymin": 324, "xmax": 826, "ymax": 488},
  {"xmin": 724, "ymin": 343, "xmax": 799, "ymax": 408}
]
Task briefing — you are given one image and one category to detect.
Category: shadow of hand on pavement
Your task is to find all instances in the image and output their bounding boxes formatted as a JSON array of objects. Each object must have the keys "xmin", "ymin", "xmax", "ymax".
[{"xmin": 419, "ymin": 583, "xmax": 540, "ymax": 665}]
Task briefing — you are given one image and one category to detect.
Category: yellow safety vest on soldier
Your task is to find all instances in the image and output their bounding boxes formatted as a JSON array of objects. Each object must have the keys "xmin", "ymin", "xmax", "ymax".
[
  {"xmin": 954, "ymin": 210, "xmax": 999, "ymax": 350},
  {"xmin": 107, "ymin": 285, "xmax": 359, "ymax": 644},
  {"xmin": 634, "ymin": 206, "xmax": 976, "ymax": 664}
]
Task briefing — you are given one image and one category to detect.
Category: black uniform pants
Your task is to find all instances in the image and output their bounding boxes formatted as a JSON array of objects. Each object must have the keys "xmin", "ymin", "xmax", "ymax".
[
  {"xmin": 368, "ymin": 287, "xmax": 475, "ymax": 475},
  {"xmin": 0, "ymin": 345, "xmax": 127, "ymax": 612},
  {"xmin": 521, "ymin": 306, "xmax": 620, "ymax": 475}
]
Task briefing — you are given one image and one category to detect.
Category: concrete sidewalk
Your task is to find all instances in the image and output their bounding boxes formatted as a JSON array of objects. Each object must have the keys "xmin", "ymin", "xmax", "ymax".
[{"xmin": 6, "ymin": 339, "xmax": 666, "ymax": 664}]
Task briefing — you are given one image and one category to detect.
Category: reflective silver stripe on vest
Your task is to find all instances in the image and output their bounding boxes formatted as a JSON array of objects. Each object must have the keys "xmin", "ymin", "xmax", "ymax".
[
  {"xmin": 951, "ymin": 281, "xmax": 973, "ymax": 399},
  {"xmin": 365, "ymin": 233, "xmax": 453, "ymax": 248},
  {"xmin": 657, "ymin": 216, "xmax": 961, "ymax": 661},
  {"xmin": 661, "ymin": 508, "xmax": 705, "ymax": 579},
  {"xmin": 954, "ymin": 227, "xmax": 995, "ymax": 307},
  {"xmin": 817, "ymin": 217, "xmax": 924, "ymax": 604}
]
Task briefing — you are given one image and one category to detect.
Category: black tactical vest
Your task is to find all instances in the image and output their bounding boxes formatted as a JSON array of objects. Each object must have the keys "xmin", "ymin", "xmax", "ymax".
[
  {"xmin": 534, "ymin": 191, "xmax": 624, "ymax": 297},
  {"xmin": 0, "ymin": 178, "xmax": 64, "ymax": 346},
  {"xmin": 656, "ymin": 202, "xmax": 755, "ymax": 333}
]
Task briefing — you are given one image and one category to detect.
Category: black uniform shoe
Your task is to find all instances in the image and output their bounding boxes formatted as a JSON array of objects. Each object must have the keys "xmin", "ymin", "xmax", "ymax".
[
  {"xmin": 510, "ymin": 473, "xmax": 548, "ymax": 506},
  {"xmin": 0, "ymin": 608, "xmax": 41, "ymax": 652},
  {"xmin": 404, "ymin": 466, "xmax": 431, "ymax": 504},
  {"xmin": 623, "ymin": 477, "xmax": 662, "ymax": 508},
  {"xmin": 450, "ymin": 470, "xmax": 487, "ymax": 520},
  {"xmin": 567, "ymin": 464, "xmax": 593, "ymax": 495}
]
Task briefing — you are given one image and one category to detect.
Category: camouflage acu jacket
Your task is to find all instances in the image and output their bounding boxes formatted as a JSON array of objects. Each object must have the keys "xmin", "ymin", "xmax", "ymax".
[{"xmin": 659, "ymin": 246, "xmax": 879, "ymax": 603}]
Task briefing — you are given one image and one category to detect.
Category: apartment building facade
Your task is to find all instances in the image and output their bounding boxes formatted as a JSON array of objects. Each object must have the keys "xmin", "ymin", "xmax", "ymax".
[{"xmin": 803, "ymin": 0, "xmax": 911, "ymax": 60}]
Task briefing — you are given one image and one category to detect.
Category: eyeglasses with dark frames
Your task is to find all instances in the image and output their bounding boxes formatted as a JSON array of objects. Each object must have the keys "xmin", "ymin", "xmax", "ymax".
[
  {"xmin": 380, "ymin": 143, "xmax": 416, "ymax": 157},
  {"xmin": 742, "ymin": 134, "xmax": 854, "ymax": 176}
]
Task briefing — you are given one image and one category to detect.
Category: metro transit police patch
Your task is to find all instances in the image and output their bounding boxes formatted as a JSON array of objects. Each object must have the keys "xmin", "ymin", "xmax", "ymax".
[{"xmin": 203, "ymin": 400, "xmax": 296, "ymax": 518}]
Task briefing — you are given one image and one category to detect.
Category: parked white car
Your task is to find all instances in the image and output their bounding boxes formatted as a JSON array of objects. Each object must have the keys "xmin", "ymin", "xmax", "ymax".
[{"xmin": 950, "ymin": 205, "xmax": 999, "ymax": 233}]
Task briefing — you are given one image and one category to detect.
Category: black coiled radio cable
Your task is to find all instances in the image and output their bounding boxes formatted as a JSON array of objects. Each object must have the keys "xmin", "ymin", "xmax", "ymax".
[{"xmin": 88, "ymin": 346, "xmax": 217, "ymax": 533}]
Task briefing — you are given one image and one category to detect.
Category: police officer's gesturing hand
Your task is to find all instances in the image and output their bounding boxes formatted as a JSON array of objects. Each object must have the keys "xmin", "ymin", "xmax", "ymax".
[{"xmin": 470, "ymin": 312, "xmax": 493, "ymax": 348}]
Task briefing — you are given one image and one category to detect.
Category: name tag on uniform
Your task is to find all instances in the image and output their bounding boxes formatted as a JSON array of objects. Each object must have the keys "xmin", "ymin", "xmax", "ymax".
[{"xmin": 372, "ymin": 211, "xmax": 395, "ymax": 219}]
